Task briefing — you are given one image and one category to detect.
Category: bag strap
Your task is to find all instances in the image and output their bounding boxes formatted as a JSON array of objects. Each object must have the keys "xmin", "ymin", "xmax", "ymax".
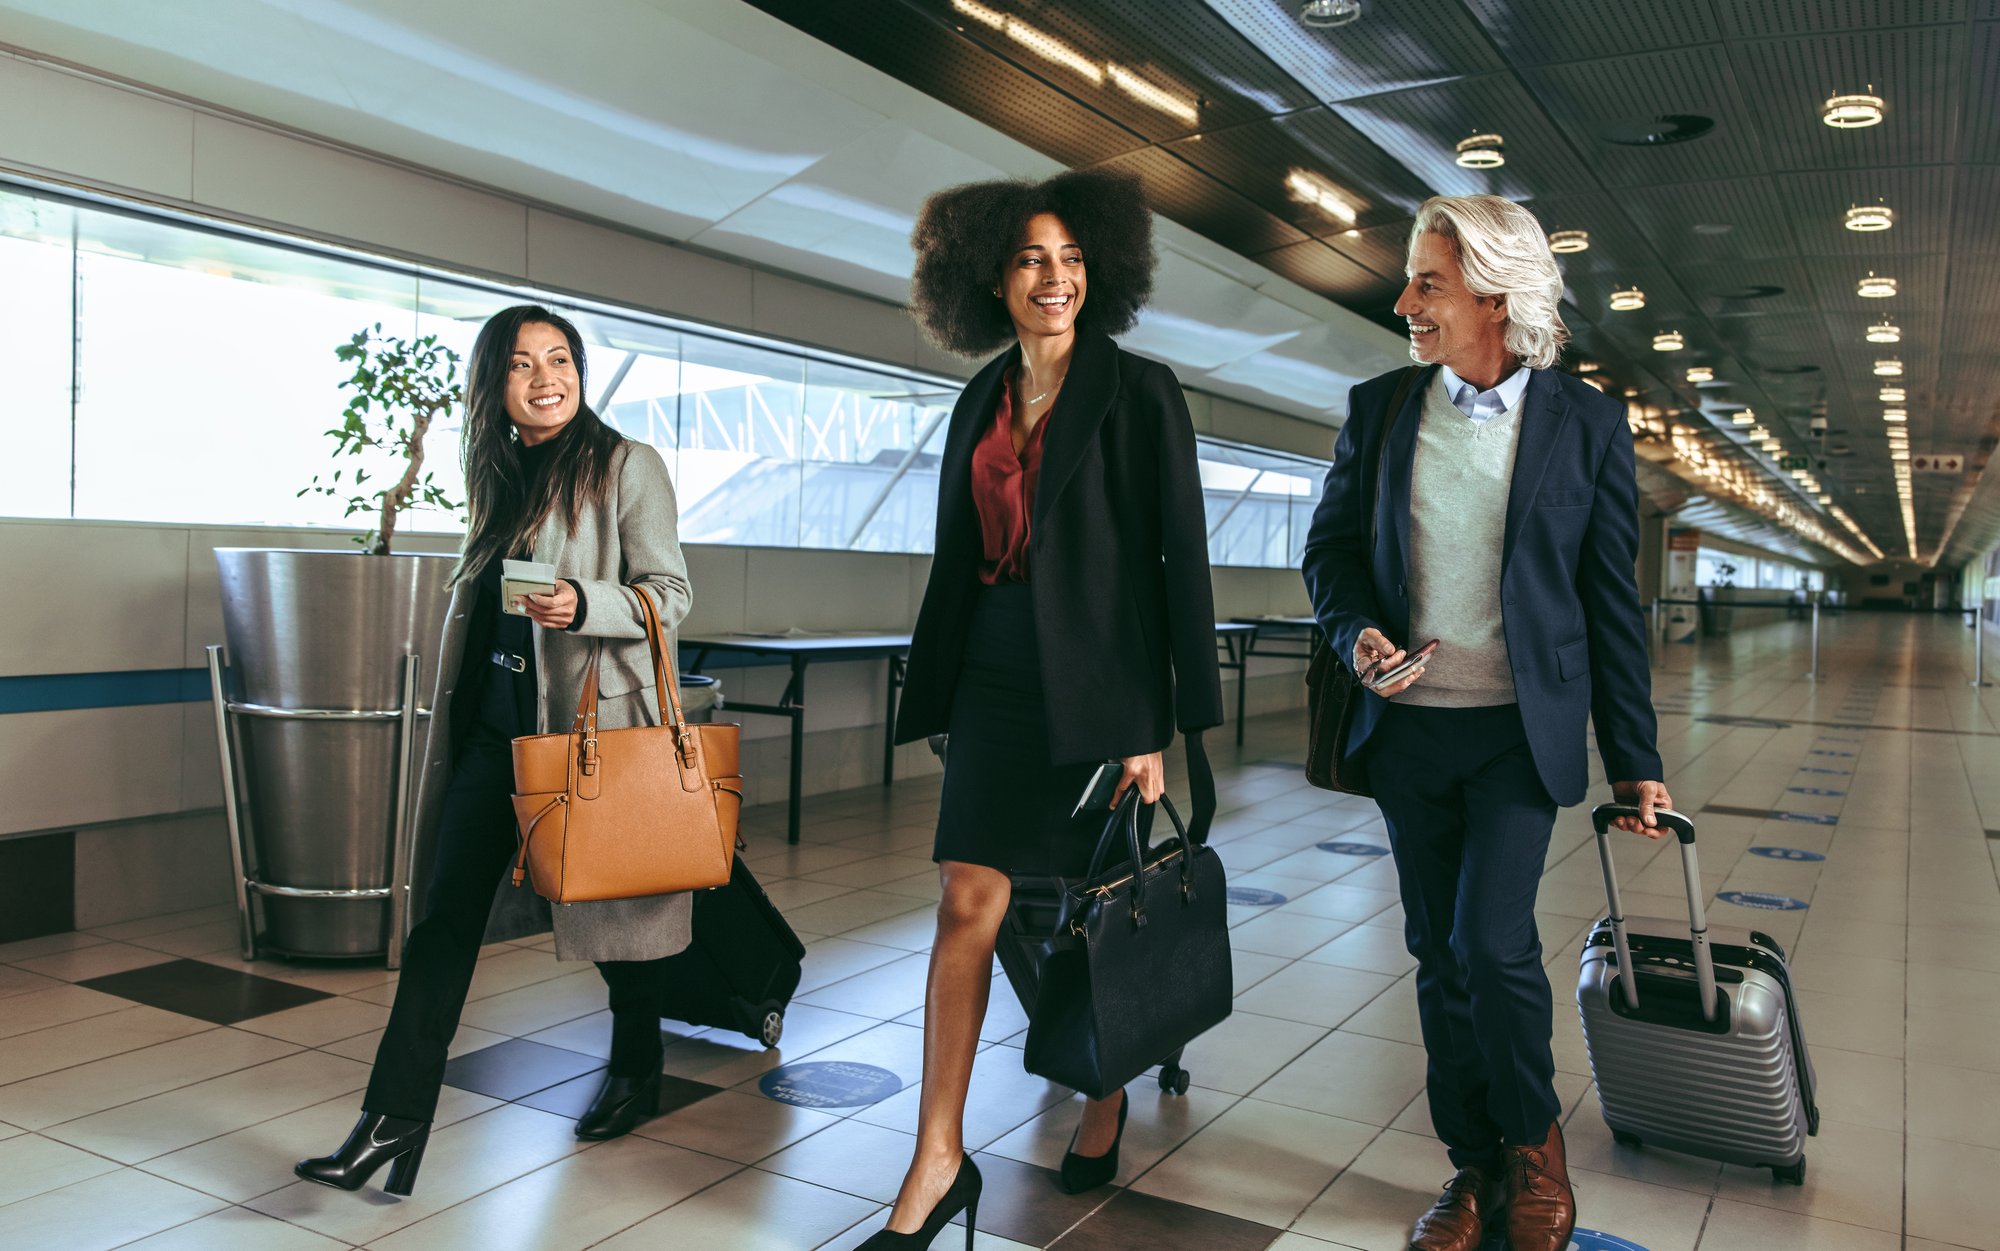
[
  {"xmin": 633, "ymin": 588, "xmax": 708, "ymax": 793},
  {"xmin": 1183, "ymin": 730, "xmax": 1215, "ymax": 847}
]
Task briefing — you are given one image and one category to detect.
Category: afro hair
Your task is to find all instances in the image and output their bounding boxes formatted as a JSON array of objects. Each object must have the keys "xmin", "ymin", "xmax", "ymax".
[{"xmin": 909, "ymin": 167, "xmax": 1156, "ymax": 357}]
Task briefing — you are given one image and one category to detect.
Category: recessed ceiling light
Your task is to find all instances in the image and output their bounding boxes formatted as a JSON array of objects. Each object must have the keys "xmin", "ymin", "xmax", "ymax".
[
  {"xmin": 1609, "ymin": 286, "xmax": 1646, "ymax": 311},
  {"xmin": 1283, "ymin": 168, "xmax": 1358, "ymax": 226},
  {"xmin": 1599, "ymin": 114, "xmax": 1716, "ymax": 147},
  {"xmin": 1686, "ymin": 365, "xmax": 1714, "ymax": 383},
  {"xmin": 1879, "ymin": 385, "xmax": 1906, "ymax": 402},
  {"xmin": 1822, "ymin": 89, "xmax": 1885, "ymax": 129},
  {"xmin": 1653, "ymin": 330, "xmax": 1685, "ymax": 351},
  {"xmin": 1549, "ymin": 229, "xmax": 1589, "ymax": 254},
  {"xmin": 1818, "ymin": 493, "xmax": 1832, "ymax": 504},
  {"xmin": 1857, "ymin": 272, "xmax": 1897, "ymax": 298},
  {"xmin": 1622, "ymin": 386, "xmax": 1641, "ymax": 398},
  {"xmin": 1866, "ymin": 321, "xmax": 1901, "ymax": 344},
  {"xmin": 1891, "ymin": 449, "xmax": 1909, "ymax": 460},
  {"xmin": 1455, "ymin": 133, "xmax": 1505, "ymax": 168},
  {"xmin": 1845, "ymin": 203, "xmax": 1895, "ymax": 232},
  {"xmin": 1874, "ymin": 358, "xmax": 1904, "ymax": 377},
  {"xmin": 1299, "ymin": 0, "xmax": 1362, "ymax": 27},
  {"xmin": 1574, "ymin": 360, "xmax": 1602, "ymax": 373},
  {"xmin": 1763, "ymin": 439, "xmax": 1782, "ymax": 452},
  {"xmin": 1883, "ymin": 407, "xmax": 1907, "ymax": 422},
  {"xmin": 1732, "ymin": 410, "xmax": 1756, "ymax": 426}
]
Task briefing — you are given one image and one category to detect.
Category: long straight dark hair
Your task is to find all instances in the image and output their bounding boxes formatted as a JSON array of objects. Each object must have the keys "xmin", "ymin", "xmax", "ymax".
[{"xmin": 455, "ymin": 304, "xmax": 624, "ymax": 585}]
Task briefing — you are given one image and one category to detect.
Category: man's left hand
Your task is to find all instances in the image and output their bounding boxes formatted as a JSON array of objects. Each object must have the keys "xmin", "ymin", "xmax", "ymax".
[{"xmin": 1609, "ymin": 779, "xmax": 1673, "ymax": 838}]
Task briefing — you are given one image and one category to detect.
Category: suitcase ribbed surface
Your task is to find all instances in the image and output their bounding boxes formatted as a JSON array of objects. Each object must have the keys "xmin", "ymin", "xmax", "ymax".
[{"xmin": 1578, "ymin": 936, "xmax": 1808, "ymax": 1170}]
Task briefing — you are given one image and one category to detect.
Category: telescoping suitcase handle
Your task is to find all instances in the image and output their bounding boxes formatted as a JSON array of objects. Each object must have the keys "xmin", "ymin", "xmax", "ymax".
[{"xmin": 1588, "ymin": 804, "xmax": 1717, "ymax": 1022}]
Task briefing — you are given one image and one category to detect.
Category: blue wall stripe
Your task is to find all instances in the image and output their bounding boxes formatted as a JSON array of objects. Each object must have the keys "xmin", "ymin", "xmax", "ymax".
[{"xmin": 0, "ymin": 668, "xmax": 210, "ymax": 715}]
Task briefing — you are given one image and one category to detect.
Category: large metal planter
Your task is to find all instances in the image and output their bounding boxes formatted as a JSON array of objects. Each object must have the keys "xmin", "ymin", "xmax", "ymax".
[{"xmin": 208, "ymin": 548, "xmax": 452, "ymax": 963}]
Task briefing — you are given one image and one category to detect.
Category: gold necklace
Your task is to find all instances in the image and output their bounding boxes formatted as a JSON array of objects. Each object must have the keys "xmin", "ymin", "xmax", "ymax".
[{"xmin": 1019, "ymin": 369, "xmax": 1066, "ymax": 407}]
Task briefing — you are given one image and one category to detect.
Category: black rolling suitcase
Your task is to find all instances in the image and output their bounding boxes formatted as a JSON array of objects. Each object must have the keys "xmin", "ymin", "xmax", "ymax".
[
  {"xmin": 657, "ymin": 856, "xmax": 806, "ymax": 1048},
  {"xmin": 996, "ymin": 872, "xmax": 1195, "ymax": 1097}
]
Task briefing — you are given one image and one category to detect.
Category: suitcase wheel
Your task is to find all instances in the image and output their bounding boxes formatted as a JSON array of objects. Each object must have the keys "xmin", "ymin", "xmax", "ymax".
[
  {"xmin": 1611, "ymin": 1129, "xmax": 1642, "ymax": 1148},
  {"xmin": 758, "ymin": 1006, "xmax": 785, "ymax": 1049},
  {"xmin": 1772, "ymin": 1159, "xmax": 1806, "ymax": 1186},
  {"xmin": 1158, "ymin": 1064, "xmax": 1191, "ymax": 1097}
]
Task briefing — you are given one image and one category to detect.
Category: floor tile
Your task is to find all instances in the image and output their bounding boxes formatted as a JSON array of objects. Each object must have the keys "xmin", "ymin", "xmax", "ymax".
[
  {"xmin": 1174, "ymin": 1011, "xmax": 1327, "ymax": 1097},
  {"xmin": 14, "ymin": 941, "xmax": 179, "ymax": 983},
  {"xmin": 1906, "ymin": 1135, "xmax": 2000, "ymax": 1249},
  {"xmin": 0, "ymin": 1005, "xmax": 212, "ymax": 1086},
  {"xmin": 1288, "ymin": 1126, "xmax": 1458, "ymax": 1251},
  {"xmin": 440, "ymin": 1037, "xmax": 605, "ymax": 1102},
  {"xmin": 76, "ymin": 958, "xmax": 333, "ymax": 1025},
  {"xmin": 368, "ymin": 1132, "xmax": 742, "ymax": 1251},
  {"xmin": 1232, "ymin": 961, "xmax": 1398, "ymax": 1029},
  {"xmin": 1694, "ymin": 1197, "xmax": 1899, "ymax": 1250},
  {"xmin": 230, "ymin": 994, "xmax": 391, "ymax": 1047},
  {"xmin": 852, "ymin": 1039, "xmax": 1071, "ymax": 1150},
  {"xmin": 0, "ymin": 1027, "xmax": 299, "ymax": 1131},
  {"xmin": 588, "ymin": 1166, "xmax": 877, "ymax": 1251},
  {"xmin": 1713, "ymin": 1117, "xmax": 1903, "ymax": 1233},
  {"xmin": 1251, "ymin": 1030, "xmax": 1428, "ymax": 1129},
  {"xmin": 634, "ymin": 1087, "xmax": 844, "ymax": 1164},
  {"xmin": 0, "ymin": 984, "xmax": 134, "ymax": 1040},
  {"xmin": 0, "ymin": 1132, "xmax": 122, "ymax": 1206},
  {"xmin": 984, "ymin": 1082, "xmax": 1234, "ymax": 1188},
  {"xmin": 1130, "ymin": 1098, "xmax": 1376, "ymax": 1228},
  {"xmin": 518, "ymin": 1069, "xmax": 721, "ymax": 1121},
  {"xmin": 112, "ymin": 1206, "xmax": 350, "ymax": 1250},
  {"xmin": 1049, "ymin": 1187, "xmax": 1282, "ymax": 1250},
  {"xmin": 0, "ymin": 1167, "xmax": 225, "ymax": 1251},
  {"xmin": 960, "ymin": 1150, "xmax": 1118, "ymax": 1248}
]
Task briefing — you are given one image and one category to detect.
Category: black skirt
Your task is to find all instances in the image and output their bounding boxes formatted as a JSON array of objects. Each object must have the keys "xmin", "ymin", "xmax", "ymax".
[{"xmin": 935, "ymin": 583, "xmax": 1109, "ymax": 877}]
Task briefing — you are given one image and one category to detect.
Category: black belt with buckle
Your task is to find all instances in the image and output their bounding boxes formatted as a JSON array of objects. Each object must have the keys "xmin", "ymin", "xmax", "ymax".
[{"xmin": 490, "ymin": 650, "xmax": 528, "ymax": 673}]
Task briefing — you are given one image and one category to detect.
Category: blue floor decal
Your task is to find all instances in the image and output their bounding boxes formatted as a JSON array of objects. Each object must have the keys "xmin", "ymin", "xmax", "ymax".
[
  {"xmin": 1226, "ymin": 886, "xmax": 1287, "ymax": 906},
  {"xmin": 1788, "ymin": 786, "xmax": 1845, "ymax": 796},
  {"xmin": 1717, "ymin": 890, "xmax": 1809, "ymax": 911},
  {"xmin": 1798, "ymin": 766, "xmax": 1851, "ymax": 776},
  {"xmin": 1568, "ymin": 1232, "xmax": 1652, "ymax": 1251},
  {"xmin": 1316, "ymin": 841, "xmax": 1389, "ymax": 856},
  {"xmin": 1775, "ymin": 811, "xmax": 1839, "ymax": 825},
  {"xmin": 759, "ymin": 1061, "xmax": 903, "ymax": 1109},
  {"xmin": 1749, "ymin": 847, "xmax": 1827, "ymax": 862}
]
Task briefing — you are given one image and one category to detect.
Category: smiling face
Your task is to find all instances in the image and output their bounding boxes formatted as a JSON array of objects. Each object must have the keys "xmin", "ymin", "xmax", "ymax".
[
  {"xmin": 1000, "ymin": 212, "xmax": 1087, "ymax": 347},
  {"xmin": 1394, "ymin": 231, "xmax": 1511, "ymax": 379},
  {"xmin": 505, "ymin": 321, "xmax": 581, "ymax": 445}
]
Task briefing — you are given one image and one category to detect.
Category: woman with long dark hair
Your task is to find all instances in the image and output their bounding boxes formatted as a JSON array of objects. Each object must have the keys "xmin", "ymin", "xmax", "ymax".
[
  {"xmin": 860, "ymin": 170, "xmax": 1223, "ymax": 1248},
  {"xmin": 296, "ymin": 304, "xmax": 696, "ymax": 1195}
]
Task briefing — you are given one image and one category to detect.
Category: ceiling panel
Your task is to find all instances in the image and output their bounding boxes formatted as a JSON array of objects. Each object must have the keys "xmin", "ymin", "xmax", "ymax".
[
  {"xmin": 1799, "ymin": 253, "xmax": 1948, "ymax": 312},
  {"xmin": 1674, "ymin": 258, "xmax": 1820, "ymax": 321},
  {"xmin": 1091, "ymin": 145, "xmax": 1311, "ymax": 256},
  {"xmin": 1956, "ymin": 167, "xmax": 2000, "ymax": 253},
  {"xmin": 1619, "ymin": 176, "xmax": 1800, "ymax": 264},
  {"xmin": 1518, "ymin": 191, "xmax": 1658, "ymax": 276},
  {"xmin": 1163, "ymin": 109, "xmax": 1433, "ymax": 240},
  {"xmin": 903, "ymin": 0, "xmax": 1315, "ymax": 141},
  {"xmin": 1326, "ymin": 218, "xmax": 1415, "ymax": 279},
  {"xmin": 1459, "ymin": 0, "xmax": 1723, "ymax": 65},
  {"xmin": 1968, "ymin": 24, "xmax": 2000, "ymax": 164},
  {"xmin": 1200, "ymin": 0, "xmax": 1505, "ymax": 104},
  {"xmin": 1523, "ymin": 46, "xmax": 1769, "ymax": 189},
  {"xmin": 1332, "ymin": 73, "xmax": 1599, "ymax": 200},
  {"xmin": 1728, "ymin": 27, "xmax": 1965, "ymax": 170},
  {"xmin": 1776, "ymin": 166, "xmax": 1957, "ymax": 256},
  {"xmin": 744, "ymin": 0, "xmax": 1148, "ymax": 167},
  {"xmin": 1711, "ymin": 0, "xmax": 1969, "ymax": 38},
  {"xmin": 1252, "ymin": 238, "xmax": 1403, "ymax": 304}
]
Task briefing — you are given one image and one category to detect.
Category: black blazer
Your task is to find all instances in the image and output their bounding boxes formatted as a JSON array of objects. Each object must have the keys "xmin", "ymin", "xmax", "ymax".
[
  {"xmin": 895, "ymin": 330, "xmax": 1224, "ymax": 764},
  {"xmin": 1301, "ymin": 364, "xmax": 1663, "ymax": 806}
]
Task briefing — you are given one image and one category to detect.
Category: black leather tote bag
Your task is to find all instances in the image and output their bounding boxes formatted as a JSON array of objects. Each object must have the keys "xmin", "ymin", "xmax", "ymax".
[{"xmin": 1022, "ymin": 792, "xmax": 1231, "ymax": 1100}]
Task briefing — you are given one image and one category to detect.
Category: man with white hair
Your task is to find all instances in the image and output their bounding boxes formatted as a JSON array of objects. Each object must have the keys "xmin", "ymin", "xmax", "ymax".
[{"xmin": 1301, "ymin": 194, "xmax": 1671, "ymax": 1251}]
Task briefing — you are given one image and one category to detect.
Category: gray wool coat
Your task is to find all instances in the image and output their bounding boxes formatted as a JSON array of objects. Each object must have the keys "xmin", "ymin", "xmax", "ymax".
[{"xmin": 407, "ymin": 439, "xmax": 698, "ymax": 963}]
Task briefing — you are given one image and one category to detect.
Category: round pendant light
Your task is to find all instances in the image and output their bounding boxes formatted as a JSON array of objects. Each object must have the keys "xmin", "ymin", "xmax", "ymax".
[
  {"xmin": 1454, "ymin": 133, "xmax": 1505, "ymax": 168},
  {"xmin": 1686, "ymin": 365, "xmax": 1714, "ymax": 383},
  {"xmin": 1653, "ymin": 330, "xmax": 1685, "ymax": 352},
  {"xmin": 1873, "ymin": 358, "xmax": 1904, "ymax": 377},
  {"xmin": 1821, "ymin": 90, "xmax": 1885, "ymax": 129},
  {"xmin": 1609, "ymin": 286, "xmax": 1646, "ymax": 311},
  {"xmin": 1866, "ymin": 321, "xmax": 1901, "ymax": 344},
  {"xmin": 1732, "ymin": 409, "xmax": 1756, "ymax": 426},
  {"xmin": 1548, "ymin": 229, "xmax": 1590, "ymax": 254},
  {"xmin": 1856, "ymin": 272, "xmax": 1897, "ymax": 298},
  {"xmin": 1883, "ymin": 407, "xmax": 1907, "ymax": 423},
  {"xmin": 1299, "ymin": 0, "xmax": 1362, "ymax": 27},
  {"xmin": 1879, "ymin": 385, "xmax": 1905, "ymax": 402},
  {"xmin": 1845, "ymin": 203, "xmax": 1895, "ymax": 232}
]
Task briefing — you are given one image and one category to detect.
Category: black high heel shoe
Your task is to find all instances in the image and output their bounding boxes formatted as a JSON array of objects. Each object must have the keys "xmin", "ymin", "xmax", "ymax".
[
  {"xmin": 575, "ymin": 1070, "xmax": 663, "ymax": 1140},
  {"xmin": 1059, "ymin": 1088, "xmax": 1129, "ymax": 1194},
  {"xmin": 294, "ymin": 1112, "xmax": 430, "ymax": 1196},
  {"xmin": 859, "ymin": 1153, "xmax": 982, "ymax": 1250}
]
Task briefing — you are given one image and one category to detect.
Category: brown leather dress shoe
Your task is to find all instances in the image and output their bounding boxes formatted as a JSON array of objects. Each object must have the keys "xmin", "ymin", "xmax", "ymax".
[
  {"xmin": 1503, "ymin": 1120, "xmax": 1577, "ymax": 1251},
  {"xmin": 1407, "ymin": 1165, "xmax": 1501, "ymax": 1251}
]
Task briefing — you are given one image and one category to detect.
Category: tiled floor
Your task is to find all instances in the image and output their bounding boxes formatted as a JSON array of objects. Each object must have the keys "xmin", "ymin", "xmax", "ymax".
[{"xmin": 2, "ymin": 612, "xmax": 1997, "ymax": 1249}]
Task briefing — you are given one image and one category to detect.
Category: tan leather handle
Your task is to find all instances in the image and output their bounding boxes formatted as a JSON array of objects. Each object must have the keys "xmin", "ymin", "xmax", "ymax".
[{"xmin": 633, "ymin": 588, "xmax": 706, "ymax": 794}]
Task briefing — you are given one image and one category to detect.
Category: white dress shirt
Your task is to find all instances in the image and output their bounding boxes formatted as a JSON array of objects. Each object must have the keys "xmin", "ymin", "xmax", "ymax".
[{"xmin": 1437, "ymin": 363, "xmax": 1531, "ymax": 425}]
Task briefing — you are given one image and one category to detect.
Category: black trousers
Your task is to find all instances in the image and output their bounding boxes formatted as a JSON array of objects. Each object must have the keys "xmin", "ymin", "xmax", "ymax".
[
  {"xmin": 1367, "ymin": 701, "xmax": 1562, "ymax": 1168},
  {"xmin": 363, "ymin": 737, "xmax": 671, "ymax": 1122}
]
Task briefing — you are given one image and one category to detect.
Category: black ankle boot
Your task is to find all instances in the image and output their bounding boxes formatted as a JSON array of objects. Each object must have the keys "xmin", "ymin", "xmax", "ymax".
[
  {"xmin": 1059, "ymin": 1088, "xmax": 1129, "ymax": 1194},
  {"xmin": 295, "ymin": 1112, "xmax": 430, "ymax": 1196},
  {"xmin": 575, "ymin": 1069, "xmax": 663, "ymax": 1140},
  {"xmin": 859, "ymin": 1154, "xmax": 982, "ymax": 1250}
]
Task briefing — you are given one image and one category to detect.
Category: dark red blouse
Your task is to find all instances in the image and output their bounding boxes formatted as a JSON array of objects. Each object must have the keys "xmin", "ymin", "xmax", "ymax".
[{"xmin": 971, "ymin": 384, "xmax": 1051, "ymax": 585}]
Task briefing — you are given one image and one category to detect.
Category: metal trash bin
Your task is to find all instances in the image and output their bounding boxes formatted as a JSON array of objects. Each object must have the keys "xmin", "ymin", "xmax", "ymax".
[{"xmin": 681, "ymin": 673, "xmax": 721, "ymax": 724}]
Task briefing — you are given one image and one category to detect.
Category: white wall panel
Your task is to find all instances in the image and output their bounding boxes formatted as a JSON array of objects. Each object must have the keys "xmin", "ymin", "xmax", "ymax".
[
  {"xmin": 681, "ymin": 545, "xmax": 751, "ymax": 636},
  {"xmin": 525, "ymin": 209, "xmax": 755, "ymax": 333},
  {"xmin": 178, "ymin": 701, "xmax": 222, "ymax": 814},
  {"xmin": 0, "ymin": 522, "xmax": 189, "ymax": 677},
  {"xmin": 72, "ymin": 811, "xmax": 233, "ymax": 929},
  {"xmin": 189, "ymin": 114, "xmax": 528, "ymax": 277},
  {"xmin": 751, "ymin": 271, "xmax": 918, "ymax": 369},
  {"xmin": 0, "ymin": 56, "xmax": 193, "ymax": 199},
  {"xmin": 0, "ymin": 705, "xmax": 183, "ymax": 835},
  {"xmin": 742, "ymin": 548, "xmax": 917, "ymax": 632}
]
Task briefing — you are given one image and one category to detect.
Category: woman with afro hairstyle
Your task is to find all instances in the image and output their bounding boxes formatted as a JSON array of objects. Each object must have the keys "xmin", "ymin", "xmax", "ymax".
[{"xmin": 865, "ymin": 168, "xmax": 1224, "ymax": 1247}]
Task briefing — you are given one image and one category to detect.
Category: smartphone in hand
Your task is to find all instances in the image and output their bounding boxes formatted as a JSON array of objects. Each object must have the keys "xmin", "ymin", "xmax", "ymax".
[
  {"xmin": 1366, "ymin": 638, "xmax": 1438, "ymax": 692},
  {"xmin": 1072, "ymin": 760, "xmax": 1124, "ymax": 818}
]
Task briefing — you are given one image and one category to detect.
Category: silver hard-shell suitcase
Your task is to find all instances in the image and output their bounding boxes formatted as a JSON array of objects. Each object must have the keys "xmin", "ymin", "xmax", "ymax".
[{"xmin": 1576, "ymin": 804, "xmax": 1819, "ymax": 1185}]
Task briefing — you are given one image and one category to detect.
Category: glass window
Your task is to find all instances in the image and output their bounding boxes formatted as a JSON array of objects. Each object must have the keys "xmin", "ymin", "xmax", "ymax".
[
  {"xmin": 1195, "ymin": 440, "xmax": 1324, "ymax": 568},
  {"xmin": 0, "ymin": 189, "xmax": 73, "ymax": 519}
]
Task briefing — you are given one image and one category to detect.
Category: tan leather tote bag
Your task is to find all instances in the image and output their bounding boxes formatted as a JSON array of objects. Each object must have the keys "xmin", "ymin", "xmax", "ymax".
[{"xmin": 509, "ymin": 590, "xmax": 743, "ymax": 903}]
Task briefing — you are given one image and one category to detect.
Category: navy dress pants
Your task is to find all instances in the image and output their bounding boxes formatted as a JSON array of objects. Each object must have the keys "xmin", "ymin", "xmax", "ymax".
[{"xmin": 1367, "ymin": 701, "xmax": 1562, "ymax": 1168}]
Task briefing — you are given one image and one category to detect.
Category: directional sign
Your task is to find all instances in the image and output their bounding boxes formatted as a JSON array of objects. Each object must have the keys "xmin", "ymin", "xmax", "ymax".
[
  {"xmin": 1779, "ymin": 455, "xmax": 1811, "ymax": 470},
  {"xmin": 1910, "ymin": 453, "xmax": 1964, "ymax": 474},
  {"xmin": 759, "ymin": 1062, "xmax": 903, "ymax": 1109}
]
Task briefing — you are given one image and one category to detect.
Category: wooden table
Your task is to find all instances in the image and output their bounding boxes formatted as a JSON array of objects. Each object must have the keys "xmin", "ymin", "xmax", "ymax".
[{"xmin": 681, "ymin": 633, "xmax": 913, "ymax": 844}]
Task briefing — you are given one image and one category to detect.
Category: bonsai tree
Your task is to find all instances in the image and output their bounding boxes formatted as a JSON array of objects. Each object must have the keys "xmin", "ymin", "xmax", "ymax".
[{"xmin": 301, "ymin": 324, "xmax": 464, "ymax": 554}]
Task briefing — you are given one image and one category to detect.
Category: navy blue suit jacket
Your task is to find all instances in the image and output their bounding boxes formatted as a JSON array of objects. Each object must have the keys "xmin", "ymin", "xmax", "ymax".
[{"xmin": 1300, "ymin": 364, "xmax": 1662, "ymax": 807}]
